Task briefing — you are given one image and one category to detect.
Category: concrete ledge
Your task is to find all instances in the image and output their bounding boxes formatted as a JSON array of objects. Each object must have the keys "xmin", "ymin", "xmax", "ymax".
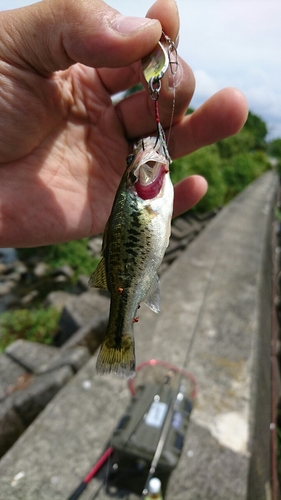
[
  {"xmin": 0, "ymin": 172, "xmax": 277, "ymax": 499},
  {"xmin": 134, "ymin": 171, "xmax": 276, "ymax": 499}
]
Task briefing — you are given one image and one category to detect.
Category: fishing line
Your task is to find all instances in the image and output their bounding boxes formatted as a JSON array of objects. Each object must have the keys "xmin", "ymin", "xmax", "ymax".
[{"xmin": 166, "ymin": 39, "xmax": 179, "ymax": 149}]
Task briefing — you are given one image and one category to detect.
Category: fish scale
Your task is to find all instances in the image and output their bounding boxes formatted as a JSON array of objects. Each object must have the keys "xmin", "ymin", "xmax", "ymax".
[{"xmin": 89, "ymin": 136, "xmax": 173, "ymax": 378}]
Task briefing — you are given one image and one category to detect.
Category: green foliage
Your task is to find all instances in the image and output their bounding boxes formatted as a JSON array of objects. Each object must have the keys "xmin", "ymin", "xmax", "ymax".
[
  {"xmin": 171, "ymin": 145, "xmax": 227, "ymax": 212},
  {"xmin": 171, "ymin": 110, "xmax": 271, "ymax": 212},
  {"xmin": 243, "ymin": 111, "xmax": 268, "ymax": 148},
  {"xmin": 221, "ymin": 151, "xmax": 270, "ymax": 203},
  {"xmin": 18, "ymin": 238, "xmax": 99, "ymax": 279},
  {"xmin": 268, "ymin": 139, "xmax": 281, "ymax": 159},
  {"xmin": 276, "ymin": 161, "xmax": 281, "ymax": 178},
  {"xmin": 0, "ymin": 307, "xmax": 60, "ymax": 351},
  {"xmin": 217, "ymin": 130, "xmax": 256, "ymax": 158}
]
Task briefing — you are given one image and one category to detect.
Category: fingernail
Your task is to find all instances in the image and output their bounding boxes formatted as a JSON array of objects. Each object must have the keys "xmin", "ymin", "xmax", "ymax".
[{"xmin": 112, "ymin": 15, "xmax": 158, "ymax": 35}]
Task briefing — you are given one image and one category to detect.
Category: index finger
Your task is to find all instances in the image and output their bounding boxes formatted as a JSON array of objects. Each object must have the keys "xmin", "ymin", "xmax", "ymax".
[{"xmin": 97, "ymin": 0, "xmax": 180, "ymax": 95}]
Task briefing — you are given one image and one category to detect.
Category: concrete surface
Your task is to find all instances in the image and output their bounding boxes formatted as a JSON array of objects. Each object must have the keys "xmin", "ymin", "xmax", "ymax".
[
  {"xmin": 0, "ymin": 341, "xmax": 90, "ymax": 457},
  {"xmin": 0, "ymin": 172, "xmax": 277, "ymax": 500}
]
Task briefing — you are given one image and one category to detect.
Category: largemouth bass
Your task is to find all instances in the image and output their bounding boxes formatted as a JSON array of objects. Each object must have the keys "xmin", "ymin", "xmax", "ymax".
[{"xmin": 89, "ymin": 134, "xmax": 173, "ymax": 378}]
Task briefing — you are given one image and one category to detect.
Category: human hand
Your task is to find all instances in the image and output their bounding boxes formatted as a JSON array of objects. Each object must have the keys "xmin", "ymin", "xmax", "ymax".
[{"xmin": 0, "ymin": 0, "xmax": 248, "ymax": 248}]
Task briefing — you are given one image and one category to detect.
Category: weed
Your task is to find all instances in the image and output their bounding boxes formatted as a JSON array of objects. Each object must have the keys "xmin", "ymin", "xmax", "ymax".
[{"xmin": 0, "ymin": 307, "xmax": 60, "ymax": 351}]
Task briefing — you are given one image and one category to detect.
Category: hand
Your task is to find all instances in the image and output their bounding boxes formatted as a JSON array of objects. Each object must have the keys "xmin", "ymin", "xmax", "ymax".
[{"xmin": 0, "ymin": 0, "xmax": 248, "ymax": 248}]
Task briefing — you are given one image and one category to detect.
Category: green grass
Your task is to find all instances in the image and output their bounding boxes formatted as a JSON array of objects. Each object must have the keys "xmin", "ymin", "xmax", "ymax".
[
  {"xmin": 18, "ymin": 238, "xmax": 100, "ymax": 280},
  {"xmin": 0, "ymin": 307, "xmax": 60, "ymax": 352}
]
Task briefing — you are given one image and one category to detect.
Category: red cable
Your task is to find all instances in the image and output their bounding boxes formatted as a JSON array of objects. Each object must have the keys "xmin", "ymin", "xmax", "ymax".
[
  {"xmin": 84, "ymin": 446, "xmax": 114, "ymax": 483},
  {"xmin": 154, "ymin": 100, "xmax": 160, "ymax": 124},
  {"xmin": 68, "ymin": 447, "xmax": 114, "ymax": 500}
]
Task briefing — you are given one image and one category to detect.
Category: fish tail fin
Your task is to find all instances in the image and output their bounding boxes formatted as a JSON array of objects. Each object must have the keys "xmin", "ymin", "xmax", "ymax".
[{"xmin": 96, "ymin": 333, "xmax": 135, "ymax": 379}]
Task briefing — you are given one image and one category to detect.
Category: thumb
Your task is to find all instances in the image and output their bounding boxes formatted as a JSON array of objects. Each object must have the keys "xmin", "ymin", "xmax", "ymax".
[{"xmin": 0, "ymin": 0, "xmax": 162, "ymax": 75}]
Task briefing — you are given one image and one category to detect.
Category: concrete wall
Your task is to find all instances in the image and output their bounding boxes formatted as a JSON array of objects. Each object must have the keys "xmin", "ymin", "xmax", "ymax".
[{"xmin": 0, "ymin": 171, "xmax": 277, "ymax": 500}]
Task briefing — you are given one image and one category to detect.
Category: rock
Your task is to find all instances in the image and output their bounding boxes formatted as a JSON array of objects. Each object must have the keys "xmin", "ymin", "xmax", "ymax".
[
  {"xmin": 0, "ymin": 398, "xmax": 25, "ymax": 458},
  {"xmin": 52, "ymin": 264, "xmax": 74, "ymax": 279},
  {"xmin": 0, "ymin": 263, "xmax": 8, "ymax": 274},
  {"xmin": 88, "ymin": 237, "xmax": 103, "ymax": 257},
  {"xmin": 12, "ymin": 366, "xmax": 73, "ymax": 426},
  {"xmin": 0, "ymin": 354, "xmax": 26, "ymax": 401},
  {"xmin": 33, "ymin": 262, "xmax": 50, "ymax": 278},
  {"xmin": 0, "ymin": 248, "xmax": 18, "ymax": 264},
  {"xmin": 44, "ymin": 291, "xmax": 73, "ymax": 312},
  {"xmin": 0, "ymin": 271, "xmax": 21, "ymax": 282},
  {"xmin": 171, "ymin": 218, "xmax": 200, "ymax": 239},
  {"xmin": 54, "ymin": 275, "xmax": 67, "ymax": 283},
  {"xmin": 20, "ymin": 290, "xmax": 39, "ymax": 305},
  {"xmin": 76, "ymin": 274, "xmax": 91, "ymax": 291},
  {"xmin": 0, "ymin": 281, "xmax": 16, "ymax": 296},
  {"xmin": 5, "ymin": 373, "xmax": 34, "ymax": 396},
  {"xmin": 13, "ymin": 261, "xmax": 28, "ymax": 276},
  {"xmin": 59, "ymin": 290, "xmax": 110, "ymax": 339},
  {"xmin": 5, "ymin": 340, "xmax": 59, "ymax": 373},
  {"xmin": 0, "ymin": 292, "xmax": 18, "ymax": 313},
  {"xmin": 62, "ymin": 313, "xmax": 108, "ymax": 354},
  {"xmin": 36, "ymin": 347, "xmax": 90, "ymax": 374}
]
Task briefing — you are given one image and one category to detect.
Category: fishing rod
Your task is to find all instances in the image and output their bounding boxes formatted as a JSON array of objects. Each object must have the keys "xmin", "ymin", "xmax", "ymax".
[{"xmin": 67, "ymin": 447, "xmax": 114, "ymax": 500}]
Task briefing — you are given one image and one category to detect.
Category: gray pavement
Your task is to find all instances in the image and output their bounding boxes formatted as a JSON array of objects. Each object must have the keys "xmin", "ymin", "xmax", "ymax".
[{"xmin": 0, "ymin": 171, "xmax": 277, "ymax": 500}]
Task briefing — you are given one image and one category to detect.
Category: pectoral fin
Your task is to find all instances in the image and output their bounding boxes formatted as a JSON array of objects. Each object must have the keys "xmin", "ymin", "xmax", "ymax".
[
  {"xmin": 143, "ymin": 274, "xmax": 161, "ymax": 313},
  {"xmin": 88, "ymin": 257, "xmax": 108, "ymax": 290}
]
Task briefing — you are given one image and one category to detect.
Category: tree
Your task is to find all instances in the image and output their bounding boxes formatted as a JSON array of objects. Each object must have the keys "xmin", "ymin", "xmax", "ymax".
[
  {"xmin": 171, "ymin": 145, "xmax": 226, "ymax": 212},
  {"xmin": 267, "ymin": 139, "xmax": 281, "ymax": 159},
  {"xmin": 243, "ymin": 111, "xmax": 268, "ymax": 149}
]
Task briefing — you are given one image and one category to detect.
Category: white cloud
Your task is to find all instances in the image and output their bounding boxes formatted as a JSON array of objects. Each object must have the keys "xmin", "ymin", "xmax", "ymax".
[
  {"xmin": 1, "ymin": 0, "xmax": 281, "ymax": 138},
  {"xmin": 194, "ymin": 70, "xmax": 219, "ymax": 98}
]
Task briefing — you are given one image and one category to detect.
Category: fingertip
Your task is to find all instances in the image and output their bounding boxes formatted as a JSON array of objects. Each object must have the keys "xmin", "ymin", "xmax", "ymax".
[
  {"xmin": 173, "ymin": 175, "xmax": 208, "ymax": 218},
  {"xmin": 169, "ymin": 86, "xmax": 249, "ymax": 159},
  {"xmin": 214, "ymin": 87, "xmax": 248, "ymax": 134},
  {"xmin": 146, "ymin": 0, "xmax": 180, "ymax": 41}
]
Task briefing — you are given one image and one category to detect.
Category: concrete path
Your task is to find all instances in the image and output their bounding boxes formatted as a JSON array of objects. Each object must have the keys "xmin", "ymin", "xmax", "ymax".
[{"xmin": 0, "ymin": 172, "xmax": 277, "ymax": 500}]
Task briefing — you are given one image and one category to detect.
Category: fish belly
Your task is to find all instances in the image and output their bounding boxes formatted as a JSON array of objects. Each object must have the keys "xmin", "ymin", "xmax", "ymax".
[{"xmin": 96, "ymin": 174, "xmax": 173, "ymax": 377}]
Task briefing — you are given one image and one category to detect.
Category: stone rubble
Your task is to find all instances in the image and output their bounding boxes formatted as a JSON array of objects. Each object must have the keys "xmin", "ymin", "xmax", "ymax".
[{"xmin": 0, "ymin": 211, "xmax": 217, "ymax": 458}]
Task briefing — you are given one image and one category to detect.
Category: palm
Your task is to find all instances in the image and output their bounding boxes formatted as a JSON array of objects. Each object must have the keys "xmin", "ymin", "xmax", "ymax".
[
  {"xmin": 0, "ymin": 0, "xmax": 248, "ymax": 248},
  {"xmin": 0, "ymin": 63, "xmax": 133, "ymax": 247}
]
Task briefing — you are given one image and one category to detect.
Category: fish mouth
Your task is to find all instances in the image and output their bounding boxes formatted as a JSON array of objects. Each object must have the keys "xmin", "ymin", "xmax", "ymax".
[{"xmin": 135, "ymin": 160, "xmax": 167, "ymax": 200}]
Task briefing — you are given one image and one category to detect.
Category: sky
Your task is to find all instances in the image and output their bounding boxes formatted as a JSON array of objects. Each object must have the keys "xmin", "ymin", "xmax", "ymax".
[{"xmin": 1, "ymin": 0, "xmax": 280, "ymax": 140}]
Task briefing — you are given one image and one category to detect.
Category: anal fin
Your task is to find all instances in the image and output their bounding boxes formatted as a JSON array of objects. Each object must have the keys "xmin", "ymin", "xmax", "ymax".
[{"xmin": 143, "ymin": 274, "xmax": 161, "ymax": 313}]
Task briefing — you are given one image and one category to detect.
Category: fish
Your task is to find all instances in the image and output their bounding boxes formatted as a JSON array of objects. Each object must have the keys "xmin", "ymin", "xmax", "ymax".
[{"xmin": 89, "ymin": 133, "xmax": 174, "ymax": 378}]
